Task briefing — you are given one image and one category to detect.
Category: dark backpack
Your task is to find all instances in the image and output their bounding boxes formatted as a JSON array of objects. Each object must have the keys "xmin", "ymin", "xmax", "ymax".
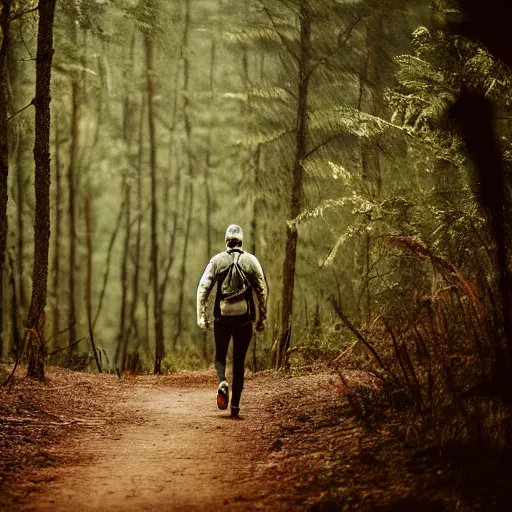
[{"xmin": 219, "ymin": 250, "xmax": 251, "ymax": 317}]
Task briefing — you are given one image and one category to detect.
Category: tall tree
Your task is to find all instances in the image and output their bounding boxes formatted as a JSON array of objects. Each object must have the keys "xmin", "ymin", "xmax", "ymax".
[
  {"xmin": 0, "ymin": 0, "xmax": 10, "ymax": 357},
  {"xmin": 358, "ymin": 5, "xmax": 384, "ymax": 326},
  {"xmin": 359, "ymin": 6, "xmax": 384, "ymax": 196},
  {"xmin": 84, "ymin": 196, "xmax": 102, "ymax": 373},
  {"xmin": 26, "ymin": 0, "xmax": 57, "ymax": 380},
  {"xmin": 141, "ymin": 4, "xmax": 165, "ymax": 373},
  {"xmin": 52, "ymin": 111, "xmax": 62, "ymax": 351},
  {"xmin": 127, "ymin": 89, "xmax": 145, "ymax": 357},
  {"xmin": 173, "ymin": 0, "xmax": 194, "ymax": 350},
  {"xmin": 115, "ymin": 179, "xmax": 131, "ymax": 368},
  {"xmin": 276, "ymin": 3, "xmax": 311, "ymax": 368},
  {"xmin": 67, "ymin": 2, "xmax": 80, "ymax": 356}
]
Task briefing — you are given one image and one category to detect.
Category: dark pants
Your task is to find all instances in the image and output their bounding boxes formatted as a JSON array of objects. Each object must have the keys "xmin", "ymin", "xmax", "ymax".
[{"xmin": 214, "ymin": 320, "xmax": 253, "ymax": 408}]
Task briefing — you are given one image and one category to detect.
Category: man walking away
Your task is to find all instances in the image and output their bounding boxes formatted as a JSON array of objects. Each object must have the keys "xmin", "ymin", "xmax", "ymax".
[{"xmin": 197, "ymin": 224, "xmax": 268, "ymax": 417}]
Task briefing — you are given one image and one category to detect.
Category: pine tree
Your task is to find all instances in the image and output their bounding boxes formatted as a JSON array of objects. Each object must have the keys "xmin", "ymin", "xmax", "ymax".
[
  {"xmin": 0, "ymin": 0, "xmax": 11, "ymax": 358},
  {"xmin": 26, "ymin": 0, "xmax": 57, "ymax": 380}
]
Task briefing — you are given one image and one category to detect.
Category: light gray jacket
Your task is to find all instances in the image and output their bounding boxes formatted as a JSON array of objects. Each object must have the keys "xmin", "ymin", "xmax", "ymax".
[{"xmin": 197, "ymin": 249, "xmax": 268, "ymax": 324}]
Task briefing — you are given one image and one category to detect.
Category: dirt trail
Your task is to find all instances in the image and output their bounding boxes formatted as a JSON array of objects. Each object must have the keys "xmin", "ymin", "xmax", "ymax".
[
  {"xmin": 7, "ymin": 369, "xmax": 494, "ymax": 511},
  {"xmin": 15, "ymin": 381, "xmax": 280, "ymax": 512}
]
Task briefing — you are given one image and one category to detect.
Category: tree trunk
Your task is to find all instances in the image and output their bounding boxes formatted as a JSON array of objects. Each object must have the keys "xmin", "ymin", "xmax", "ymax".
[
  {"xmin": 114, "ymin": 35, "xmax": 137, "ymax": 371},
  {"xmin": 8, "ymin": 254, "xmax": 20, "ymax": 357},
  {"xmin": 144, "ymin": 33, "xmax": 164, "ymax": 374},
  {"xmin": 201, "ymin": 31, "xmax": 216, "ymax": 361},
  {"xmin": 243, "ymin": 47, "xmax": 263, "ymax": 372},
  {"xmin": 115, "ymin": 182, "xmax": 131, "ymax": 370},
  {"xmin": 0, "ymin": 0, "xmax": 10, "ymax": 358},
  {"xmin": 202, "ymin": 169, "xmax": 212, "ymax": 361},
  {"xmin": 84, "ymin": 196, "xmax": 101, "ymax": 373},
  {"xmin": 359, "ymin": 9, "xmax": 384, "ymax": 197},
  {"xmin": 173, "ymin": 184, "xmax": 194, "ymax": 350},
  {"xmin": 8, "ymin": 12, "xmax": 31, "ymax": 337},
  {"xmin": 67, "ymin": 16, "xmax": 79, "ymax": 357},
  {"xmin": 52, "ymin": 112, "xmax": 62, "ymax": 351},
  {"xmin": 276, "ymin": 6, "xmax": 311, "ymax": 369},
  {"xmin": 357, "ymin": 8, "xmax": 384, "ymax": 327},
  {"xmin": 155, "ymin": 36, "xmax": 182, "ymax": 351},
  {"xmin": 16, "ymin": 133, "xmax": 28, "ymax": 315},
  {"xmin": 251, "ymin": 144, "xmax": 262, "ymax": 371},
  {"xmin": 26, "ymin": 0, "xmax": 57, "ymax": 380},
  {"xmin": 173, "ymin": 0, "xmax": 194, "ymax": 351},
  {"xmin": 122, "ymin": 34, "xmax": 137, "ymax": 146},
  {"xmin": 251, "ymin": 53, "xmax": 265, "ymax": 372},
  {"xmin": 126, "ymin": 89, "xmax": 145, "ymax": 357}
]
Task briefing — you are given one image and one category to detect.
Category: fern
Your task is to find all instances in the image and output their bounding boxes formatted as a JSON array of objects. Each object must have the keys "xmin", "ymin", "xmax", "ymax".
[
  {"xmin": 323, "ymin": 224, "xmax": 362, "ymax": 267},
  {"xmin": 302, "ymin": 158, "xmax": 362, "ymax": 185},
  {"xmin": 291, "ymin": 193, "xmax": 376, "ymax": 227},
  {"xmin": 239, "ymin": 128, "xmax": 290, "ymax": 146},
  {"xmin": 224, "ymin": 27, "xmax": 283, "ymax": 46},
  {"xmin": 395, "ymin": 55, "xmax": 445, "ymax": 92},
  {"xmin": 250, "ymin": 86, "xmax": 293, "ymax": 102},
  {"xmin": 221, "ymin": 86, "xmax": 292, "ymax": 104},
  {"xmin": 309, "ymin": 105, "xmax": 390, "ymax": 139}
]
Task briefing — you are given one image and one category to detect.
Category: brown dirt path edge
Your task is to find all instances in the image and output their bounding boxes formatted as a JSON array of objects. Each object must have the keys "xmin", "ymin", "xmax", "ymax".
[{"xmin": 10, "ymin": 373, "xmax": 316, "ymax": 512}]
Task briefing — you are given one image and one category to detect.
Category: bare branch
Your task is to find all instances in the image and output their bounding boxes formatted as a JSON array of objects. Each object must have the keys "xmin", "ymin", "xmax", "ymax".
[
  {"xmin": 93, "ymin": 198, "xmax": 127, "ymax": 329},
  {"xmin": 7, "ymin": 98, "xmax": 35, "ymax": 122},
  {"xmin": 2, "ymin": 329, "xmax": 32, "ymax": 386},
  {"xmin": 308, "ymin": 16, "xmax": 363, "ymax": 78},
  {"xmin": 17, "ymin": 18, "xmax": 35, "ymax": 60},
  {"xmin": 328, "ymin": 296, "xmax": 392, "ymax": 377},
  {"xmin": 158, "ymin": 254, "xmax": 174, "ymax": 307},
  {"xmin": 159, "ymin": 187, "xmax": 180, "ymax": 301},
  {"xmin": 154, "ymin": 110, "xmax": 174, "ymax": 132},
  {"xmin": 47, "ymin": 337, "xmax": 88, "ymax": 357},
  {"xmin": 45, "ymin": 322, "xmax": 77, "ymax": 343},
  {"xmin": 257, "ymin": 1, "xmax": 299, "ymax": 63},
  {"xmin": 10, "ymin": 5, "xmax": 39, "ymax": 22},
  {"xmin": 302, "ymin": 134, "xmax": 340, "ymax": 161}
]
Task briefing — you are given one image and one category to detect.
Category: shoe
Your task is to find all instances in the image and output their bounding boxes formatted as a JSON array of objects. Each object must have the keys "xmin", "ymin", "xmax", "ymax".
[
  {"xmin": 231, "ymin": 406, "xmax": 240, "ymax": 418},
  {"xmin": 217, "ymin": 381, "xmax": 229, "ymax": 410}
]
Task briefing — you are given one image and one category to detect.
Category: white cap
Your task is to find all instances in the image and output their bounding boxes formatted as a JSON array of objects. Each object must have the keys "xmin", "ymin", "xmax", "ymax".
[{"xmin": 225, "ymin": 224, "xmax": 243, "ymax": 243}]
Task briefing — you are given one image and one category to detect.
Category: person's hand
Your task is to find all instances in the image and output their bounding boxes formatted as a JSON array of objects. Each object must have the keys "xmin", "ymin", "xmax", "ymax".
[
  {"xmin": 198, "ymin": 316, "xmax": 210, "ymax": 330},
  {"xmin": 256, "ymin": 322, "xmax": 265, "ymax": 333}
]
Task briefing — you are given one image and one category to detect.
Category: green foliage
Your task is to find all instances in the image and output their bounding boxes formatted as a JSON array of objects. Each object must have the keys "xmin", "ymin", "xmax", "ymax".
[{"xmin": 310, "ymin": 105, "xmax": 390, "ymax": 139}]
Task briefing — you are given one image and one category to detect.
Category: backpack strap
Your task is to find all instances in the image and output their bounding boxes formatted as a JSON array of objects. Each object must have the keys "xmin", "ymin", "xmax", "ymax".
[
  {"xmin": 226, "ymin": 249, "xmax": 244, "ymax": 271},
  {"xmin": 220, "ymin": 250, "xmax": 249, "ymax": 299},
  {"xmin": 226, "ymin": 248, "xmax": 244, "ymax": 255}
]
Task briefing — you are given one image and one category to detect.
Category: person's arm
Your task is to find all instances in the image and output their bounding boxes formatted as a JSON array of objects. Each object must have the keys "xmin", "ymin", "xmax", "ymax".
[
  {"xmin": 197, "ymin": 259, "xmax": 216, "ymax": 328},
  {"xmin": 249, "ymin": 256, "xmax": 268, "ymax": 326}
]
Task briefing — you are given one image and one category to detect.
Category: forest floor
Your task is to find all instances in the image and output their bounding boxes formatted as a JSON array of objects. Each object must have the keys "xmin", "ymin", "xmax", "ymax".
[{"xmin": 1, "ymin": 365, "xmax": 511, "ymax": 511}]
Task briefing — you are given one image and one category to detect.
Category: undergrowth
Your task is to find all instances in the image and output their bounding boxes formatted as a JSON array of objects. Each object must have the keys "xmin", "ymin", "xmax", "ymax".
[{"xmin": 329, "ymin": 234, "xmax": 512, "ymax": 453}]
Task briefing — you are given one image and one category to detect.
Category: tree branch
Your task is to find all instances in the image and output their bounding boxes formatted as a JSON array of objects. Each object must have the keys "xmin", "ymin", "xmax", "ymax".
[
  {"xmin": 93, "ymin": 198, "xmax": 126, "ymax": 329},
  {"xmin": 302, "ymin": 134, "xmax": 340, "ymax": 161},
  {"xmin": 154, "ymin": 110, "xmax": 174, "ymax": 132},
  {"xmin": 7, "ymin": 98, "xmax": 35, "ymax": 122},
  {"xmin": 17, "ymin": 18, "xmax": 35, "ymax": 60},
  {"xmin": 47, "ymin": 337, "xmax": 87, "ymax": 356},
  {"xmin": 258, "ymin": 1, "xmax": 299, "ymax": 63},
  {"xmin": 2, "ymin": 328, "xmax": 32, "ymax": 386},
  {"xmin": 10, "ymin": 5, "xmax": 39, "ymax": 22},
  {"xmin": 308, "ymin": 16, "xmax": 363, "ymax": 78},
  {"xmin": 45, "ymin": 322, "xmax": 77, "ymax": 343},
  {"xmin": 328, "ymin": 296, "xmax": 391, "ymax": 377}
]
